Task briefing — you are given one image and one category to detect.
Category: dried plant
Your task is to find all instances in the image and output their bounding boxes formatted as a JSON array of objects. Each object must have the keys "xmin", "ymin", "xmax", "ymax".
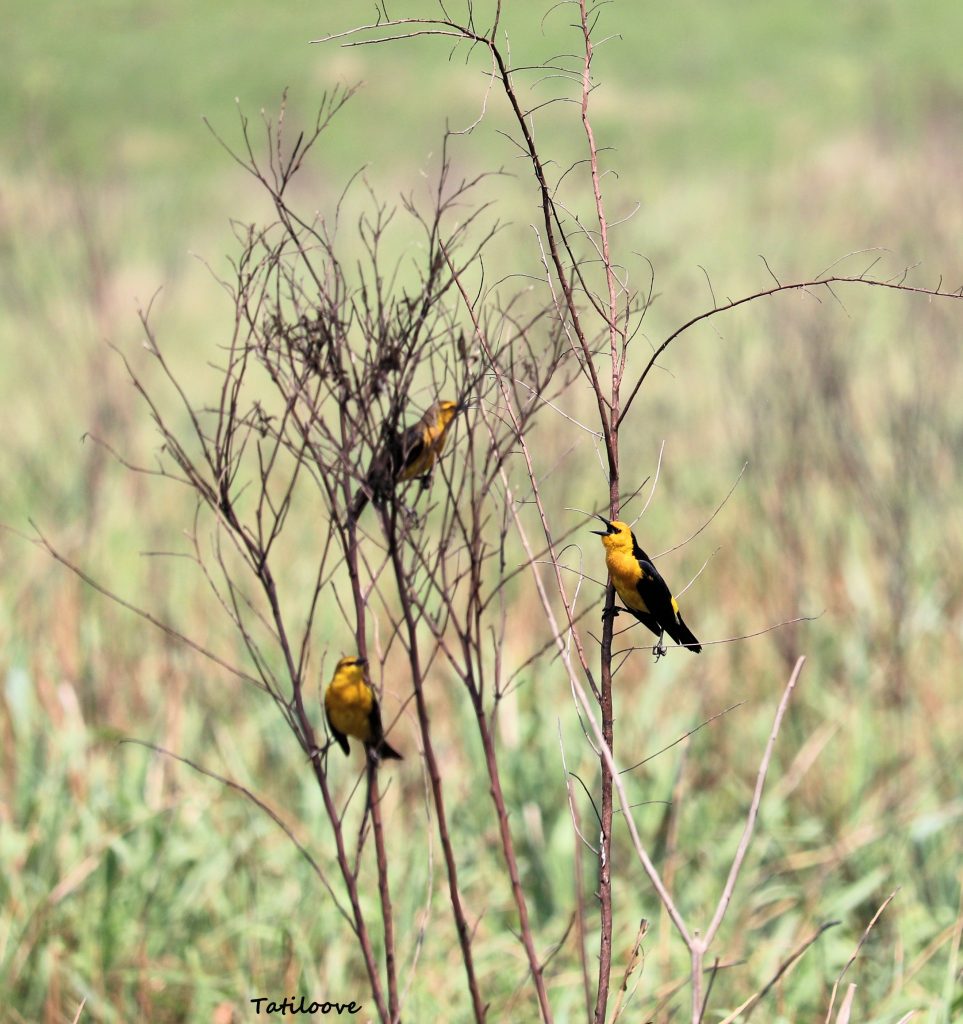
[{"xmin": 33, "ymin": 3, "xmax": 963, "ymax": 1022}]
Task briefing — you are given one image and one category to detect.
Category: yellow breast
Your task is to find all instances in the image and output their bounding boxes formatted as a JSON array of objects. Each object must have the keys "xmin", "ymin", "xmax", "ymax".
[
  {"xmin": 606, "ymin": 549, "xmax": 649, "ymax": 614},
  {"xmin": 325, "ymin": 679, "xmax": 375, "ymax": 743}
]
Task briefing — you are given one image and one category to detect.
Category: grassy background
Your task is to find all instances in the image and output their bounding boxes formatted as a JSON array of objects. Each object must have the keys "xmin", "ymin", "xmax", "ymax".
[{"xmin": 2, "ymin": 1, "xmax": 962, "ymax": 1022}]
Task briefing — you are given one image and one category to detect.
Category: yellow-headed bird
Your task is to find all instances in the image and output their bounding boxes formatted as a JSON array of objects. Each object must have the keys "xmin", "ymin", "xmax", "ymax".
[
  {"xmin": 349, "ymin": 399, "xmax": 463, "ymax": 521},
  {"xmin": 592, "ymin": 517, "xmax": 702, "ymax": 655},
  {"xmin": 324, "ymin": 656, "xmax": 403, "ymax": 761}
]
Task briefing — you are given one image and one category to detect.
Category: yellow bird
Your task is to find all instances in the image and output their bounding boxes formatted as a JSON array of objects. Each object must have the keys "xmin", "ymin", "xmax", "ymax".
[
  {"xmin": 592, "ymin": 517, "xmax": 702, "ymax": 655},
  {"xmin": 349, "ymin": 399, "xmax": 463, "ymax": 521},
  {"xmin": 324, "ymin": 656, "xmax": 403, "ymax": 761}
]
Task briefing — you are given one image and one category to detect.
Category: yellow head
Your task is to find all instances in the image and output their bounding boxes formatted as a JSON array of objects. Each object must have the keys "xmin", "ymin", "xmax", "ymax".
[
  {"xmin": 590, "ymin": 516, "xmax": 634, "ymax": 554},
  {"xmin": 431, "ymin": 399, "xmax": 461, "ymax": 433},
  {"xmin": 332, "ymin": 655, "xmax": 367, "ymax": 685}
]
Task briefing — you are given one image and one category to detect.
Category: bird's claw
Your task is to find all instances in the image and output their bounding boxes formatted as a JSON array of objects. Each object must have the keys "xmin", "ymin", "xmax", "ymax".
[
  {"xmin": 601, "ymin": 605, "xmax": 623, "ymax": 621},
  {"xmin": 307, "ymin": 742, "xmax": 330, "ymax": 766}
]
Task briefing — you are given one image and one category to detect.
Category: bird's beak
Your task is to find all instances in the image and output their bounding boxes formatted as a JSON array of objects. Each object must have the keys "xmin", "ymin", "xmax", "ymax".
[
  {"xmin": 455, "ymin": 399, "xmax": 468, "ymax": 413},
  {"xmin": 590, "ymin": 514, "xmax": 613, "ymax": 536},
  {"xmin": 356, "ymin": 657, "xmax": 368, "ymax": 667}
]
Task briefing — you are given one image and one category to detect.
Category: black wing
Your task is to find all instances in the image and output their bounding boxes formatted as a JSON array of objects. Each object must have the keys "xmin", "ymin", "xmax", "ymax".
[
  {"xmin": 325, "ymin": 709, "xmax": 351, "ymax": 756},
  {"xmin": 367, "ymin": 697, "xmax": 387, "ymax": 748},
  {"xmin": 391, "ymin": 422, "xmax": 426, "ymax": 475},
  {"xmin": 348, "ymin": 420, "xmax": 428, "ymax": 523},
  {"xmin": 629, "ymin": 528, "xmax": 700, "ymax": 652},
  {"xmin": 636, "ymin": 556, "xmax": 700, "ymax": 651},
  {"xmin": 634, "ymin": 559, "xmax": 679, "ymax": 633},
  {"xmin": 626, "ymin": 606, "xmax": 664, "ymax": 641},
  {"xmin": 367, "ymin": 697, "xmax": 403, "ymax": 761}
]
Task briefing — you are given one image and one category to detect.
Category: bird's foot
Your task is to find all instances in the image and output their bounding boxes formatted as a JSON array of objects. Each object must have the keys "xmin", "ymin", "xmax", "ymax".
[
  {"xmin": 601, "ymin": 605, "xmax": 623, "ymax": 621},
  {"xmin": 652, "ymin": 638, "xmax": 667, "ymax": 661},
  {"xmin": 306, "ymin": 743, "xmax": 327, "ymax": 765},
  {"xmin": 418, "ymin": 474, "xmax": 431, "ymax": 491}
]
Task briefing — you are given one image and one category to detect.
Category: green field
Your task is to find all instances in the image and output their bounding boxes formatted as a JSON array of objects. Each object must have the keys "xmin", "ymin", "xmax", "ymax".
[{"xmin": 2, "ymin": 2, "xmax": 962, "ymax": 1022}]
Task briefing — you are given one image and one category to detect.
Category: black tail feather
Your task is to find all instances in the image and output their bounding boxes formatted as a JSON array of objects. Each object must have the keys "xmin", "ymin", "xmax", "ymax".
[
  {"xmin": 373, "ymin": 739, "xmax": 403, "ymax": 761},
  {"xmin": 348, "ymin": 487, "xmax": 369, "ymax": 523},
  {"xmin": 670, "ymin": 612, "xmax": 702, "ymax": 654}
]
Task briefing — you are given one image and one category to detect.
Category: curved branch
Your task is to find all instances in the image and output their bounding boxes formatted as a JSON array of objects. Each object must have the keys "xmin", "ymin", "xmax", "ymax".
[{"xmin": 619, "ymin": 273, "xmax": 963, "ymax": 427}]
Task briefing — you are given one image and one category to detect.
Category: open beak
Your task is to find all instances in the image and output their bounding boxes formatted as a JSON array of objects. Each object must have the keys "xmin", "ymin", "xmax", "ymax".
[{"xmin": 590, "ymin": 514, "xmax": 613, "ymax": 536}]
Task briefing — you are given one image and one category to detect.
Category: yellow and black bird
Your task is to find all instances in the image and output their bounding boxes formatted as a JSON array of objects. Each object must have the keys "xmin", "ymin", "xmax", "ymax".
[
  {"xmin": 348, "ymin": 399, "xmax": 463, "ymax": 522},
  {"xmin": 324, "ymin": 656, "xmax": 403, "ymax": 761},
  {"xmin": 592, "ymin": 517, "xmax": 702, "ymax": 656}
]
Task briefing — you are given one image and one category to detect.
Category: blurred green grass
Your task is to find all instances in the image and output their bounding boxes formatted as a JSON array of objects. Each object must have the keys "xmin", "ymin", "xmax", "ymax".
[{"xmin": 2, "ymin": 2, "xmax": 963, "ymax": 1022}]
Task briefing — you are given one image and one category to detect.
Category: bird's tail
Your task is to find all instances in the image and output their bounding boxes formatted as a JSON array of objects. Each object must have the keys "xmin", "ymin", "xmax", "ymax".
[
  {"xmin": 375, "ymin": 739, "xmax": 403, "ymax": 761},
  {"xmin": 348, "ymin": 487, "xmax": 370, "ymax": 524},
  {"xmin": 670, "ymin": 612, "xmax": 702, "ymax": 654}
]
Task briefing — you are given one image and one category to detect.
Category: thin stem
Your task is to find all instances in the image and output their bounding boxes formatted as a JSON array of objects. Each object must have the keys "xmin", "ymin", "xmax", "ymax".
[
  {"xmin": 702, "ymin": 657, "xmax": 806, "ymax": 948},
  {"xmin": 476, "ymin": 711, "xmax": 556, "ymax": 1023},
  {"xmin": 369, "ymin": 765, "xmax": 400, "ymax": 1022},
  {"xmin": 383, "ymin": 508, "xmax": 488, "ymax": 1024},
  {"xmin": 691, "ymin": 657, "xmax": 806, "ymax": 1024}
]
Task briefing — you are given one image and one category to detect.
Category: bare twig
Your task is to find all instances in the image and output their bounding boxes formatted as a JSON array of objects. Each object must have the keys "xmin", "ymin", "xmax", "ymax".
[
  {"xmin": 824, "ymin": 890, "xmax": 899, "ymax": 1023},
  {"xmin": 717, "ymin": 919, "xmax": 841, "ymax": 1023},
  {"xmin": 691, "ymin": 657, "xmax": 806, "ymax": 1022}
]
